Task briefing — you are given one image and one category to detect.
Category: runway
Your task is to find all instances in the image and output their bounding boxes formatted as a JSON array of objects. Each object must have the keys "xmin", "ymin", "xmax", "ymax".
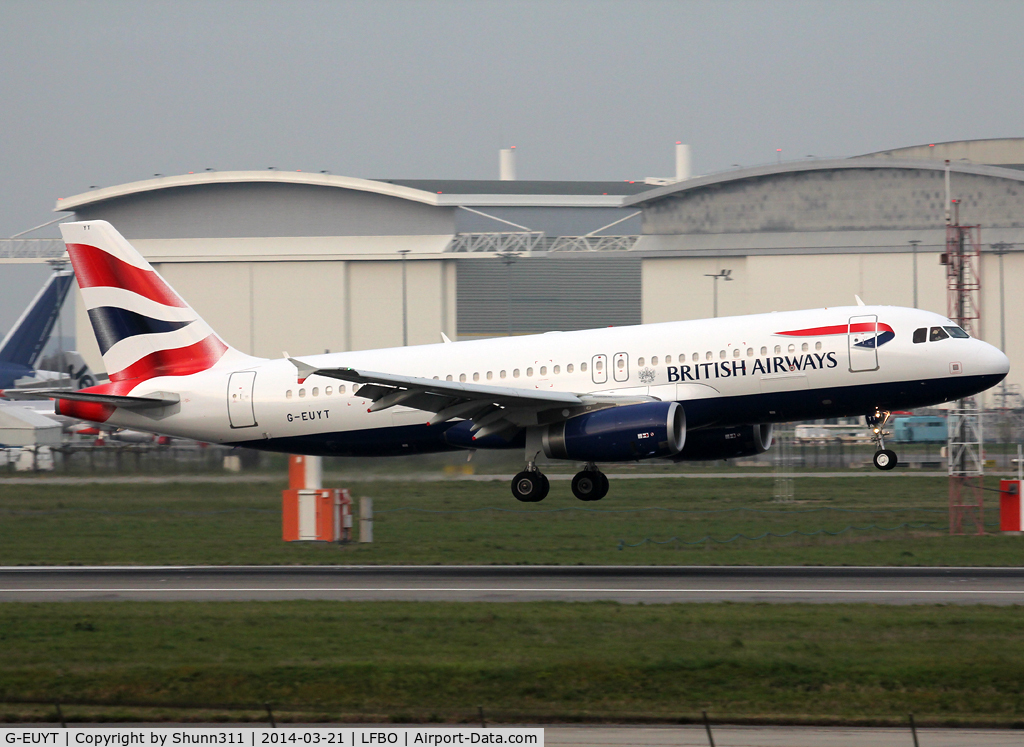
[{"xmin": 1, "ymin": 565, "xmax": 1022, "ymax": 603}]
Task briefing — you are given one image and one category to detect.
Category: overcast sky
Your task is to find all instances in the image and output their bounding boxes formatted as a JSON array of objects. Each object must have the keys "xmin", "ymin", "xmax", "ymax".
[{"xmin": 2, "ymin": 0, "xmax": 1024, "ymax": 327}]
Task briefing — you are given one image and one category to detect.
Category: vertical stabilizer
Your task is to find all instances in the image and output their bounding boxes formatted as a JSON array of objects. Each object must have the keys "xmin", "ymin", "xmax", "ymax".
[{"xmin": 60, "ymin": 220, "xmax": 244, "ymax": 382}]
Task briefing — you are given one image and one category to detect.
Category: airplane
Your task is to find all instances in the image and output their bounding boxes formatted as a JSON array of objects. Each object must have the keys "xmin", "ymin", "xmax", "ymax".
[
  {"xmin": 0, "ymin": 268, "xmax": 96, "ymax": 391},
  {"xmin": 8, "ymin": 220, "xmax": 1009, "ymax": 502}
]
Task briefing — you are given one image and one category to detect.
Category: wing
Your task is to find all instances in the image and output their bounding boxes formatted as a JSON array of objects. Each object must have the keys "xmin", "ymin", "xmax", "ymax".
[
  {"xmin": 289, "ymin": 359, "xmax": 654, "ymax": 440},
  {"xmin": 0, "ymin": 388, "xmax": 179, "ymax": 410}
]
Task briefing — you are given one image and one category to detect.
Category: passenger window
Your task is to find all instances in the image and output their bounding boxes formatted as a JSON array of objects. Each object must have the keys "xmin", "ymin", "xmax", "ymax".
[
  {"xmin": 553, "ymin": 365, "xmax": 560, "ymax": 374},
  {"xmin": 665, "ymin": 355, "xmax": 672, "ymax": 364},
  {"xmin": 652, "ymin": 356, "xmax": 659, "ymax": 365},
  {"xmin": 339, "ymin": 385, "xmax": 346, "ymax": 394},
  {"xmin": 719, "ymin": 350, "xmax": 726, "ymax": 359},
  {"xmin": 760, "ymin": 346, "xmax": 767, "ymax": 355},
  {"xmin": 460, "ymin": 374, "xmax": 467, "ymax": 382},
  {"xmin": 486, "ymin": 371, "xmax": 493, "ymax": 380},
  {"xmin": 706, "ymin": 351, "xmax": 712, "ymax": 361},
  {"xmin": 513, "ymin": 369, "xmax": 520, "ymax": 378},
  {"xmin": 433, "ymin": 376, "xmax": 439, "ymax": 380},
  {"xmin": 286, "ymin": 390, "xmax": 292, "ymax": 399},
  {"xmin": 746, "ymin": 348, "xmax": 753, "ymax": 357},
  {"xmin": 913, "ymin": 328, "xmax": 927, "ymax": 344},
  {"xmin": 527, "ymin": 367, "xmax": 534, "ymax": 377},
  {"xmin": 500, "ymin": 370, "xmax": 507, "ymax": 379},
  {"xmin": 617, "ymin": 359, "xmax": 625, "ymax": 369},
  {"xmin": 815, "ymin": 341, "xmax": 822, "ymax": 351},
  {"xmin": 930, "ymin": 327, "xmax": 949, "ymax": 342},
  {"xmin": 299, "ymin": 388, "xmax": 306, "ymax": 398},
  {"xmin": 788, "ymin": 344, "xmax": 795, "ymax": 353},
  {"xmin": 944, "ymin": 326, "xmax": 969, "ymax": 339},
  {"xmin": 638, "ymin": 357, "xmax": 645, "ymax": 366},
  {"xmin": 733, "ymin": 349, "xmax": 740, "ymax": 358},
  {"xmin": 472, "ymin": 372, "xmax": 479, "ymax": 381},
  {"xmin": 539, "ymin": 366, "xmax": 547, "ymax": 375},
  {"xmin": 774, "ymin": 345, "xmax": 781, "ymax": 354},
  {"xmin": 596, "ymin": 360, "xmax": 603, "ymax": 371},
  {"xmin": 567, "ymin": 364, "xmax": 574, "ymax": 373},
  {"xmin": 446, "ymin": 375, "xmax": 453, "ymax": 381},
  {"xmin": 581, "ymin": 362, "xmax": 587, "ymax": 372},
  {"xmin": 312, "ymin": 387, "xmax": 319, "ymax": 397},
  {"xmin": 801, "ymin": 343, "xmax": 808, "ymax": 352},
  {"xmin": 325, "ymin": 386, "xmax": 332, "ymax": 395}
]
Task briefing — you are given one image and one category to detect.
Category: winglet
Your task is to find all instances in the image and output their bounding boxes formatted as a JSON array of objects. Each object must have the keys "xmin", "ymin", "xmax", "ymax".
[
  {"xmin": 441, "ymin": 332, "xmax": 452, "ymax": 344},
  {"xmin": 855, "ymin": 295, "xmax": 866, "ymax": 307},
  {"xmin": 288, "ymin": 357, "xmax": 318, "ymax": 384}
]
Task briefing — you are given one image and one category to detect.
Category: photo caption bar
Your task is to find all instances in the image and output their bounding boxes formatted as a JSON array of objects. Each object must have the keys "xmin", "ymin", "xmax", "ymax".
[{"xmin": 1, "ymin": 729, "xmax": 543, "ymax": 747}]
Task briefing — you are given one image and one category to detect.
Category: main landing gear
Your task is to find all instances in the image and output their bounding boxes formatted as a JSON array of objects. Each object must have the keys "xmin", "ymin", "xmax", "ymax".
[
  {"xmin": 510, "ymin": 460, "xmax": 609, "ymax": 502},
  {"xmin": 511, "ymin": 462, "xmax": 550, "ymax": 502},
  {"xmin": 867, "ymin": 408, "xmax": 898, "ymax": 471},
  {"xmin": 571, "ymin": 463, "xmax": 609, "ymax": 502}
]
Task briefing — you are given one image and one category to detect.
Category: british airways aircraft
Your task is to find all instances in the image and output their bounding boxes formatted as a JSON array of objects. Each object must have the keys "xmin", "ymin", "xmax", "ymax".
[{"xmin": 11, "ymin": 221, "xmax": 1010, "ymax": 501}]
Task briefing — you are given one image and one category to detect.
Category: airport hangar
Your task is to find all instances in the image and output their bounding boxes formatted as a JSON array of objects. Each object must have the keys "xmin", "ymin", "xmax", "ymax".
[{"xmin": 50, "ymin": 138, "xmax": 1024, "ymax": 407}]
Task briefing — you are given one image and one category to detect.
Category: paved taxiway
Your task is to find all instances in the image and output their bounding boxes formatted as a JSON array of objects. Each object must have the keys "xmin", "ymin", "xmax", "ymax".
[{"xmin": 1, "ymin": 565, "xmax": 1022, "ymax": 603}]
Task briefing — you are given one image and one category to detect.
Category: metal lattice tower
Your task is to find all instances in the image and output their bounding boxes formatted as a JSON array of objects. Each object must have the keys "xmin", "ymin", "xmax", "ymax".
[
  {"xmin": 773, "ymin": 427, "xmax": 794, "ymax": 503},
  {"xmin": 944, "ymin": 211, "xmax": 985, "ymax": 535}
]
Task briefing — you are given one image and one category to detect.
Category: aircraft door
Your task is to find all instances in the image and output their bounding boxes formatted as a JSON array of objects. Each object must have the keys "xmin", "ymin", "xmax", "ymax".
[
  {"xmin": 592, "ymin": 354, "xmax": 608, "ymax": 384},
  {"xmin": 227, "ymin": 371, "xmax": 258, "ymax": 428},
  {"xmin": 613, "ymin": 352, "xmax": 629, "ymax": 382},
  {"xmin": 848, "ymin": 315, "xmax": 880, "ymax": 373}
]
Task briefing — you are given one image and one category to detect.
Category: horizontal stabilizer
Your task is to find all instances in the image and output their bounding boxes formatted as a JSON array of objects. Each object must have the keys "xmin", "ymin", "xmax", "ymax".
[{"xmin": 1, "ymin": 388, "xmax": 179, "ymax": 409}]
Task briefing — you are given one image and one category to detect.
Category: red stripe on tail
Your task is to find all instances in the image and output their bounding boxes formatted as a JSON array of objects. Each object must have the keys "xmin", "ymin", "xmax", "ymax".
[
  {"xmin": 66, "ymin": 243, "xmax": 187, "ymax": 308},
  {"xmin": 108, "ymin": 334, "xmax": 229, "ymax": 382}
]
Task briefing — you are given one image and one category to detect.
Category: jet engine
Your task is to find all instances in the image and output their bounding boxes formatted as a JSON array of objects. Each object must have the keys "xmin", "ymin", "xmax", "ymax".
[
  {"xmin": 542, "ymin": 401, "xmax": 685, "ymax": 462},
  {"xmin": 673, "ymin": 423, "xmax": 773, "ymax": 462}
]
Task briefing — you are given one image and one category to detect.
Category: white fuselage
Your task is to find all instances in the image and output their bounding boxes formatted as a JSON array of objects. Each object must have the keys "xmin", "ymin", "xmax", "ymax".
[{"xmin": 84, "ymin": 304, "xmax": 1009, "ymax": 458}]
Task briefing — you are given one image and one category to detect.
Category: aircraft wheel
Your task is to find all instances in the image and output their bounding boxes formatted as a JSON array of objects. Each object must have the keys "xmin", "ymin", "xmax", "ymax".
[
  {"xmin": 512, "ymin": 470, "xmax": 549, "ymax": 502},
  {"xmin": 873, "ymin": 449, "xmax": 898, "ymax": 471},
  {"xmin": 571, "ymin": 471, "xmax": 603, "ymax": 501},
  {"xmin": 596, "ymin": 472, "xmax": 610, "ymax": 499}
]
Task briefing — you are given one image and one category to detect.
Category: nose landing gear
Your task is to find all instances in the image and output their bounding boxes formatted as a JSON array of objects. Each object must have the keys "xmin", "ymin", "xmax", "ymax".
[
  {"xmin": 571, "ymin": 463, "xmax": 609, "ymax": 501},
  {"xmin": 867, "ymin": 409, "xmax": 898, "ymax": 470}
]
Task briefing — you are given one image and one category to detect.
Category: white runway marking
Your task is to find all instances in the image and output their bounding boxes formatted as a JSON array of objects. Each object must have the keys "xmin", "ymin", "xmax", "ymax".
[{"xmin": 4, "ymin": 587, "xmax": 1024, "ymax": 594}]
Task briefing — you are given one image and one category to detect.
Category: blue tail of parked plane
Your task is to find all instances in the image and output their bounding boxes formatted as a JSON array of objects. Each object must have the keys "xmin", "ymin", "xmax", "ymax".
[{"xmin": 0, "ymin": 271, "xmax": 75, "ymax": 390}]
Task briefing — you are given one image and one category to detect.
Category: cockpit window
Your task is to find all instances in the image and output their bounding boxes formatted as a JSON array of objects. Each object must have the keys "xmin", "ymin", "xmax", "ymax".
[
  {"xmin": 913, "ymin": 328, "xmax": 927, "ymax": 344},
  {"xmin": 929, "ymin": 327, "xmax": 949, "ymax": 342},
  {"xmin": 944, "ymin": 326, "xmax": 969, "ymax": 339}
]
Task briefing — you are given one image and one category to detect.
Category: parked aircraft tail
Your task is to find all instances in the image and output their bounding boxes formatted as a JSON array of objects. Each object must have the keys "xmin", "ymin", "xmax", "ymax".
[
  {"xmin": 59, "ymin": 221, "xmax": 243, "ymax": 382},
  {"xmin": 0, "ymin": 270, "xmax": 73, "ymax": 370}
]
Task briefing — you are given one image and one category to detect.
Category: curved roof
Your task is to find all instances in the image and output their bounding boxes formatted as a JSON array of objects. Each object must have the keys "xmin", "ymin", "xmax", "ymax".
[
  {"xmin": 855, "ymin": 137, "xmax": 1024, "ymax": 164},
  {"xmin": 622, "ymin": 158, "xmax": 1024, "ymax": 207},
  {"xmin": 54, "ymin": 171, "xmax": 629, "ymax": 213}
]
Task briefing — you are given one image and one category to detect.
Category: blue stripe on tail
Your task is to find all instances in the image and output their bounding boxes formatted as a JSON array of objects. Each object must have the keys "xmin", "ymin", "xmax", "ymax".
[{"xmin": 87, "ymin": 307, "xmax": 192, "ymax": 355}]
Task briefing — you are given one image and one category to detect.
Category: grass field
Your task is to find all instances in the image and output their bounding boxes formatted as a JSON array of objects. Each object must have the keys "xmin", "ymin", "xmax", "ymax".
[
  {"xmin": 1, "ymin": 601, "xmax": 1022, "ymax": 725},
  {"xmin": 0, "ymin": 475, "xmax": 1019, "ymax": 566}
]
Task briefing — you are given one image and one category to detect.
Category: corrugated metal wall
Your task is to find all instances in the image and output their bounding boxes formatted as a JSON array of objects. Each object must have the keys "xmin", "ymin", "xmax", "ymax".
[{"xmin": 456, "ymin": 256, "xmax": 641, "ymax": 336}]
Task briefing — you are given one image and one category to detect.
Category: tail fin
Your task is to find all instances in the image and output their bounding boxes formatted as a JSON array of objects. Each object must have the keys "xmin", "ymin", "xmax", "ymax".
[
  {"xmin": 0, "ymin": 270, "xmax": 73, "ymax": 369},
  {"xmin": 59, "ymin": 220, "xmax": 240, "ymax": 382}
]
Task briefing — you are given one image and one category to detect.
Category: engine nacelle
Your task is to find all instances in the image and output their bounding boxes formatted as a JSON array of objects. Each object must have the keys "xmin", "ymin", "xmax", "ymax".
[
  {"xmin": 542, "ymin": 401, "xmax": 686, "ymax": 462},
  {"xmin": 674, "ymin": 423, "xmax": 774, "ymax": 462}
]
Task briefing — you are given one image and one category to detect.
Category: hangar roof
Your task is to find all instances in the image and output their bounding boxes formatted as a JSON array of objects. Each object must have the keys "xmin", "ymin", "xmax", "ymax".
[
  {"xmin": 54, "ymin": 171, "xmax": 638, "ymax": 213},
  {"xmin": 621, "ymin": 158, "xmax": 1024, "ymax": 207}
]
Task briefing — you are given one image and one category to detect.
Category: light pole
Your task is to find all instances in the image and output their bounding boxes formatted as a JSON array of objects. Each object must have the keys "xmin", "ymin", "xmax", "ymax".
[
  {"xmin": 398, "ymin": 250, "xmax": 410, "ymax": 346},
  {"xmin": 908, "ymin": 240, "xmax": 921, "ymax": 308},
  {"xmin": 704, "ymin": 269, "xmax": 733, "ymax": 318},
  {"xmin": 991, "ymin": 242, "xmax": 1013, "ymax": 408},
  {"xmin": 497, "ymin": 250, "xmax": 520, "ymax": 336},
  {"xmin": 45, "ymin": 257, "xmax": 69, "ymax": 377}
]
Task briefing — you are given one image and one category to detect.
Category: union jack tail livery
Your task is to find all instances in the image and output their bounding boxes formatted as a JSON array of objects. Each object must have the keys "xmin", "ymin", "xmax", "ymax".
[{"xmin": 59, "ymin": 221, "xmax": 237, "ymax": 383}]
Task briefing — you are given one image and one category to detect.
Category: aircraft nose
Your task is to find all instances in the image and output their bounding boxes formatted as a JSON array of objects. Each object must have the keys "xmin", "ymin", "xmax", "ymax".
[{"xmin": 977, "ymin": 340, "xmax": 1010, "ymax": 377}]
